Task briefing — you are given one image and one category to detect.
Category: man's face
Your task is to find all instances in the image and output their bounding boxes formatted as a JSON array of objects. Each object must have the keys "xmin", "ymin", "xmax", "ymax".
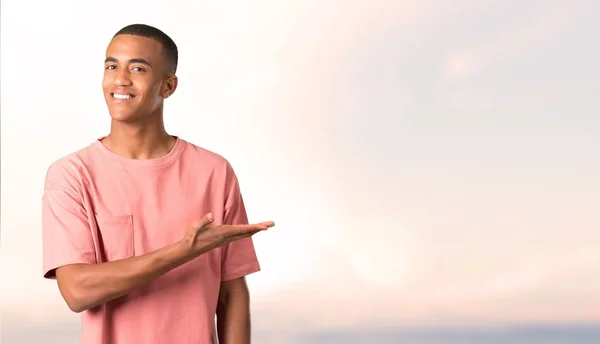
[{"xmin": 102, "ymin": 34, "xmax": 176, "ymax": 122}]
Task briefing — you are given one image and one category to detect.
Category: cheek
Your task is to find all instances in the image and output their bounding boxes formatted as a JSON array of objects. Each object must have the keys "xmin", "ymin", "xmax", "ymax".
[
  {"xmin": 146, "ymin": 83, "xmax": 165, "ymax": 101},
  {"xmin": 102, "ymin": 76, "xmax": 112, "ymax": 91}
]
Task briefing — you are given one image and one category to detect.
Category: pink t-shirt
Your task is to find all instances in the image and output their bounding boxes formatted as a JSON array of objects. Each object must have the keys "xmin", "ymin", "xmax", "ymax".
[{"xmin": 42, "ymin": 137, "xmax": 260, "ymax": 344}]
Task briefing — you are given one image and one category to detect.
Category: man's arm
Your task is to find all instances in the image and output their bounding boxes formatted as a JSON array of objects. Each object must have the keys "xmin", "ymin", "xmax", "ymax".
[
  {"xmin": 215, "ymin": 161, "xmax": 262, "ymax": 343},
  {"xmin": 216, "ymin": 277, "xmax": 252, "ymax": 344},
  {"xmin": 55, "ymin": 214, "xmax": 272, "ymax": 313},
  {"xmin": 56, "ymin": 239, "xmax": 192, "ymax": 313}
]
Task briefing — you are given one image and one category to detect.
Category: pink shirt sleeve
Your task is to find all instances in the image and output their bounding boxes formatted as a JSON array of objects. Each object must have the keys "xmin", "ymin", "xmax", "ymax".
[
  {"xmin": 42, "ymin": 163, "xmax": 96, "ymax": 279},
  {"xmin": 220, "ymin": 164, "xmax": 261, "ymax": 281}
]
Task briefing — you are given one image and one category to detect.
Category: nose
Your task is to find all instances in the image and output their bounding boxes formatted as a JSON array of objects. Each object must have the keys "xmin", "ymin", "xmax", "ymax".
[{"xmin": 114, "ymin": 69, "xmax": 133, "ymax": 87}]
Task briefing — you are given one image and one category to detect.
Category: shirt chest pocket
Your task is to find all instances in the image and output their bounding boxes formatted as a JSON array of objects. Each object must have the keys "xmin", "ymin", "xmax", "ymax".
[{"xmin": 95, "ymin": 214, "xmax": 134, "ymax": 261}]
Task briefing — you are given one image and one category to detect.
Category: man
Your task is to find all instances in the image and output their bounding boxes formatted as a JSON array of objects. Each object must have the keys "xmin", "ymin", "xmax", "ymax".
[{"xmin": 41, "ymin": 24, "xmax": 275, "ymax": 344}]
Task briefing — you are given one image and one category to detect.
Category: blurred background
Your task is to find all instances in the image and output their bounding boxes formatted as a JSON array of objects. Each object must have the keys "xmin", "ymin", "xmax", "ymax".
[{"xmin": 1, "ymin": 0, "xmax": 599, "ymax": 343}]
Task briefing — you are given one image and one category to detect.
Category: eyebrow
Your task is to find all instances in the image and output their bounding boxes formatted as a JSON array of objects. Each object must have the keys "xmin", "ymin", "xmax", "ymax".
[{"xmin": 105, "ymin": 56, "xmax": 152, "ymax": 67}]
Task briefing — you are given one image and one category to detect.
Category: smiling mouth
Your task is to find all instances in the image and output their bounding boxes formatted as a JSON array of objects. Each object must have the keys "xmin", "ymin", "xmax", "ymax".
[{"xmin": 111, "ymin": 93, "xmax": 136, "ymax": 100}]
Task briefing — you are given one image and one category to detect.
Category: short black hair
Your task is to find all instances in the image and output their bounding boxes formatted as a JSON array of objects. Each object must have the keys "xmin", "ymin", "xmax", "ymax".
[{"xmin": 113, "ymin": 24, "xmax": 178, "ymax": 75}]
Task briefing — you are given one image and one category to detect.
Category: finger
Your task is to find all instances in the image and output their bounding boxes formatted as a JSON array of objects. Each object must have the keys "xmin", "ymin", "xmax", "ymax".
[
  {"xmin": 223, "ymin": 224, "xmax": 267, "ymax": 236},
  {"xmin": 191, "ymin": 213, "xmax": 214, "ymax": 230},
  {"xmin": 224, "ymin": 222, "xmax": 274, "ymax": 231}
]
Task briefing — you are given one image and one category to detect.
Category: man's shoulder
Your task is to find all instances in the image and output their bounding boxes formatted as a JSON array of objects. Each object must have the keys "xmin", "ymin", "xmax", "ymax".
[
  {"xmin": 180, "ymin": 138, "xmax": 234, "ymax": 170},
  {"xmin": 44, "ymin": 142, "xmax": 98, "ymax": 186}
]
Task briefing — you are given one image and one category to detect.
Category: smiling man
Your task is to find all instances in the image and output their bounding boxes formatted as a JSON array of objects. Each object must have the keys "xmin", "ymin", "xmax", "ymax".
[{"xmin": 41, "ymin": 24, "xmax": 274, "ymax": 344}]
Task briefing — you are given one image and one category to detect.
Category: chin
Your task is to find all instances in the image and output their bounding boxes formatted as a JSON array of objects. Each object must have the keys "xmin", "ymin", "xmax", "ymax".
[{"xmin": 108, "ymin": 110, "xmax": 141, "ymax": 123}]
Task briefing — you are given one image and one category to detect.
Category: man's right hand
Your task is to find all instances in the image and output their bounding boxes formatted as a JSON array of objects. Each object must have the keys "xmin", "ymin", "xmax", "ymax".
[{"xmin": 182, "ymin": 213, "xmax": 275, "ymax": 257}]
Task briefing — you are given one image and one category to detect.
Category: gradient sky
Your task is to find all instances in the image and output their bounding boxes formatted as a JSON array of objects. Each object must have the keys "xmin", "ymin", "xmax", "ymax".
[{"xmin": 1, "ymin": 0, "xmax": 599, "ymax": 336}]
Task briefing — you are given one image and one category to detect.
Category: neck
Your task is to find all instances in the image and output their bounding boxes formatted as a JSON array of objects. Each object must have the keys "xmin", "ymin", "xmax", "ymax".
[{"xmin": 101, "ymin": 116, "xmax": 176, "ymax": 160}]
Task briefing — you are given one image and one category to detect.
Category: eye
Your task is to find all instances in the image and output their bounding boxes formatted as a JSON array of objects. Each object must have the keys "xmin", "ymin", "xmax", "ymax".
[
  {"xmin": 132, "ymin": 66, "xmax": 146, "ymax": 72},
  {"xmin": 105, "ymin": 65, "xmax": 117, "ymax": 70}
]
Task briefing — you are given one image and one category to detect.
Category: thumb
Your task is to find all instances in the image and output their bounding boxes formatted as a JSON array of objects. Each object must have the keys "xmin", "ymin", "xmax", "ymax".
[{"xmin": 192, "ymin": 213, "xmax": 214, "ymax": 230}]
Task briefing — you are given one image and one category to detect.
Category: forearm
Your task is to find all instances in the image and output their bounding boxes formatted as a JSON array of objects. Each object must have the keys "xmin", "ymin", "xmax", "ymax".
[
  {"xmin": 56, "ymin": 239, "xmax": 194, "ymax": 313},
  {"xmin": 216, "ymin": 281, "xmax": 251, "ymax": 344}
]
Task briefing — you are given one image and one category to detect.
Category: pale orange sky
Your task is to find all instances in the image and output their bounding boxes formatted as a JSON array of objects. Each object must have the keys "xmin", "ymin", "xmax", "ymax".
[{"xmin": 1, "ymin": 0, "xmax": 599, "ymax": 334}]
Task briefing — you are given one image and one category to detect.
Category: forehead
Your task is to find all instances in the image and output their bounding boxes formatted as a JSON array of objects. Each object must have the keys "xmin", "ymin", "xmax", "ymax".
[{"xmin": 106, "ymin": 34, "xmax": 164, "ymax": 62}]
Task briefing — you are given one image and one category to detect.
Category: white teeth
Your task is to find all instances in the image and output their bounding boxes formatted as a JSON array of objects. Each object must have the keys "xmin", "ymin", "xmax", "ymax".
[{"xmin": 113, "ymin": 93, "xmax": 132, "ymax": 99}]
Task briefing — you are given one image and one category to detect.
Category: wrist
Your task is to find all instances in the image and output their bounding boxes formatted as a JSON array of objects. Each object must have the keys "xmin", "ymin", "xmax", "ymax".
[
  {"xmin": 167, "ymin": 239, "xmax": 194, "ymax": 265},
  {"xmin": 175, "ymin": 237, "xmax": 209, "ymax": 263}
]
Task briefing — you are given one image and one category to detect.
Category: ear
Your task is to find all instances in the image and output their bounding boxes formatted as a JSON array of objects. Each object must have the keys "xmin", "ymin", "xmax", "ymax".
[{"xmin": 162, "ymin": 75, "xmax": 178, "ymax": 99}]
